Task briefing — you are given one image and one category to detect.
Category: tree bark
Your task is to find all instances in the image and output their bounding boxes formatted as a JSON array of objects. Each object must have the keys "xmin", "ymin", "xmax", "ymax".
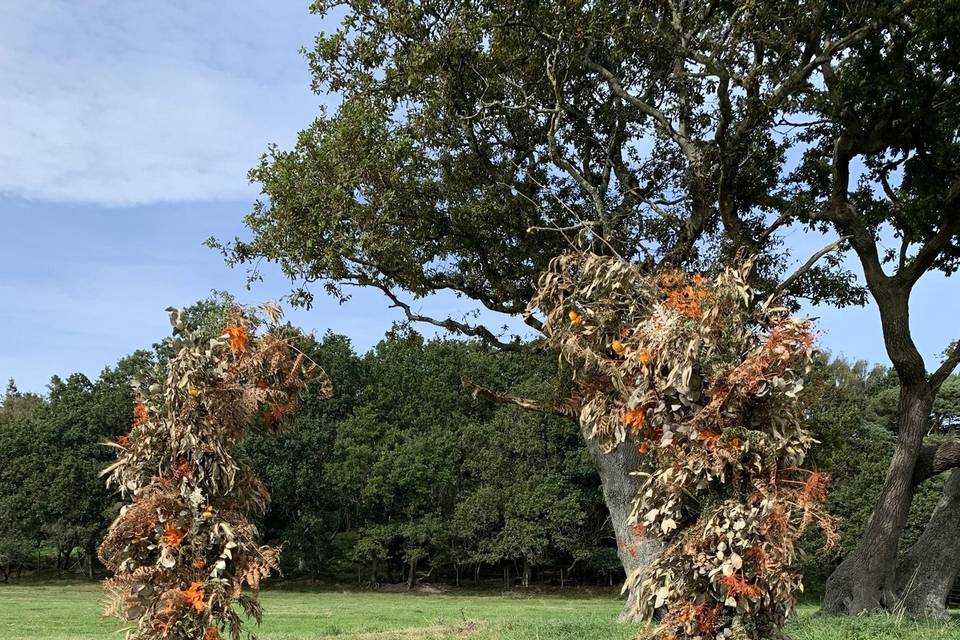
[
  {"xmin": 821, "ymin": 384, "xmax": 933, "ymax": 614},
  {"xmin": 581, "ymin": 425, "xmax": 660, "ymax": 622},
  {"xmin": 893, "ymin": 470, "xmax": 960, "ymax": 619},
  {"xmin": 406, "ymin": 558, "xmax": 416, "ymax": 590},
  {"xmin": 464, "ymin": 379, "xmax": 659, "ymax": 618}
]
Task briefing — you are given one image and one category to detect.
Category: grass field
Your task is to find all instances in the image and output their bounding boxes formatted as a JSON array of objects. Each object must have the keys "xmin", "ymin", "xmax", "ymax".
[{"xmin": 0, "ymin": 582, "xmax": 957, "ymax": 640}]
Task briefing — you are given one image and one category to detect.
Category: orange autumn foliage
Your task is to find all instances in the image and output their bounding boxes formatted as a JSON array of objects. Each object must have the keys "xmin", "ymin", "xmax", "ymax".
[
  {"xmin": 801, "ymin": 471, "xmax": 830, "ymax": 508},
  {"xmin": 133, "ymin": 402, "xmax": 149, "ymax": 427},
  {"xmin": 224, "ymin": 325, "xmax": 249, "ymax": 355},
  {"xmin": 174, "ymin": 459, "xmax": 194, "ymax": 481},
  {"xmin": 623, "ymin": 409, "xmax": 646, "ymax": 433},
  {"xmin": 181, "ymin": 582, "xmax": 207, "ymax": 614},
  {"xmin": 721, "ymin": 573, "xmax": 762, "ymax": 600},
  {"xmin": 163, "ymin": 522, "xmax": 186, "ymax": 547},
  {"xmin": 100, "ymin": 306, "xmax": 332, "ymax": 640},
  {"xmin": 528, "ymin": 253, "xmax": 836, "ymax": 640},
  {"xmin": 697, "ymin": 431, "xmax": 720, "ymax": 446},
  {"xmin": 264, "ymin": 402, "xmax": 295, "ymax": 427},
  {"xmin": 664, "ymin": 281, "xmax": 711, "ymax": 318}
]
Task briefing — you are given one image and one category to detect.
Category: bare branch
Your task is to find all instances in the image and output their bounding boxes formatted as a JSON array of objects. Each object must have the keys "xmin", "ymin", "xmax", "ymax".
[
  {"xmin": 757, "ymin": 210, "xmax": 793, "ymax": 245},
  {"xmin": 361, "ymin": 281, "xmax": 528, "ymax": 352},
  {"xmin": 766, "ymin": 236, "xmax": 850, "ymax": 302},
  {"xmin": 931, "ymin": 340, "xmax": 960, "ymax": 391},
  {"xmin": 582, "ymin": 56, "xmax": 699, "ymax": 163}
]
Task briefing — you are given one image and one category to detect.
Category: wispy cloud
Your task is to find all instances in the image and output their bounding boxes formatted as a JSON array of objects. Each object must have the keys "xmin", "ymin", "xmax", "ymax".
[{"xmin": 0, "ymin": 1, "xmax": 328, "ymax": 205}]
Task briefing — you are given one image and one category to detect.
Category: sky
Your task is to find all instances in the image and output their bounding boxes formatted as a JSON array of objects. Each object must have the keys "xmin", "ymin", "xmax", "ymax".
[{"xmin": 1, "ymin": 1, "xmax": 957, "ymax": 394}]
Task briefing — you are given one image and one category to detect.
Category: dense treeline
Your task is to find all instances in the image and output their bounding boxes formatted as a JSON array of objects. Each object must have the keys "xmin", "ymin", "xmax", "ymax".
[
  {"xmin": 1, "ymin": 309, "xmax": 957, "ymax": 591},
  {"xmin": 0, "ymin": 315, "xmax": 616, "ymax": 587}
]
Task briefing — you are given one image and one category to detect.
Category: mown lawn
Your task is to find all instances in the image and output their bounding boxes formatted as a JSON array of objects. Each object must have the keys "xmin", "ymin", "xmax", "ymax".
[{"xmin": 0, "ymin": 581, "xmax": 956, "ymax": 640}]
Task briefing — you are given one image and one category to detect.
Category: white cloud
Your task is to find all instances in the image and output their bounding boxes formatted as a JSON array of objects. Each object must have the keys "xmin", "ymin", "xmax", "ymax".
[{"xmin": 0, "ymin": 0, "xmax": 330, "ymax": 205}]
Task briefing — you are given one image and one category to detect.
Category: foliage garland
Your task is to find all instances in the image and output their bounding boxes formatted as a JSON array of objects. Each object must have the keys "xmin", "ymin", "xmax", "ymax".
[
  {"xmin": 528, "ymin": 252, "xmax": 836, "ymax": 640},
  {"xmin": 99, "ymin": 306, "xmax": 331, "ymax": 640}
]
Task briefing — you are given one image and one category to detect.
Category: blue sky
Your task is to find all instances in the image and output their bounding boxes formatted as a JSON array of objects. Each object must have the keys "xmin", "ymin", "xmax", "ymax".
[{"xmin": 1, "ymin": 1, "xmax": 956, "ymax": 393}]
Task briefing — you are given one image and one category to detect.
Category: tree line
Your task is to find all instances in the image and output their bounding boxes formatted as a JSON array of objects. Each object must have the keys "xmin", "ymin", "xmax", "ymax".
[
  {"xmin": 0, "ymin": 308, "xmax": 613, "ymax": 587},
  {"xmin": 2, "ymin": 299, "xmax": 957, "ymax": 597}
]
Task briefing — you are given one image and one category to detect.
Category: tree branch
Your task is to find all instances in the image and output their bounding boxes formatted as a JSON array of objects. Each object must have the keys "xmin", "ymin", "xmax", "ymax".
[
  {"xmin": 912, "ymin": 439, "xmax": 960, "ymax": 487},
  {"xmin": 363, "ymin": 282, "xmax": 527, "ymax": 352},
  {"xmin": 461, "ymin": 377, "xmax": 575, "ymax": 418},
  {"xmin": 766, "ymin": 236, "xmax": 850, "ymax": 301},
  {"xmin": 896, "ymin": 210, "xmax": 960, "ymax": 287},
  {"xmin": 931, "ymin": 340, "xmax": 960, "ymax": 392},
  {"xmin": 582, "ymin": 56, "xmax": 699, "ymax": 163}
]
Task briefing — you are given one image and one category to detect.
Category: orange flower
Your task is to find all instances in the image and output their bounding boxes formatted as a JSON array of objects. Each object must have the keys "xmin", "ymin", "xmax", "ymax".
[
  {"xmin": 181, "ymin": 582, "xmax": 207, "ymax": 613},
  {"xmin": 567, "ymin": 309, "xmax": 582, "ymax": 326},
  {"xmin": 639, "ymin": 351, "xmax": 653, "ymax": 365},
  {"xmin": 638, "ymin": 441, "xmax": 652, "ymax": 455},
  {"xmin": 224, "ymin": 325, "xmax": 249, "ymax": 355},
  {"xmin": 203, "ymin": 628, "xmax": 221, "ymax": 640},
  {"xmin": 116, "ymin": 433, "xmax": 130, "ymax": 447},
  {"xmin": 192, "ymin": 558, "xmax": 206, "ymax": 570},
  {"xmin": 611, "ymin": 339, "xmax": 625, "ymax": 355},
  {"xmin": 164, "ymin": 522, "xmax": 187, "ymax": 547}
]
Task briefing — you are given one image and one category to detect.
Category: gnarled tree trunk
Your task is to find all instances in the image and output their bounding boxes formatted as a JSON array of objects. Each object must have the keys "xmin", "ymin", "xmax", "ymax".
[
  {"xmin": 894, "ymin": 470, "xmax": 960, "ymax": 619},
  {"xmin": 821, "ymin": 383, "xmax": 933, "ymax": 614},
  {"xmin": 581, "ymin": 424, "xmax": 660, "ymax": 622}
]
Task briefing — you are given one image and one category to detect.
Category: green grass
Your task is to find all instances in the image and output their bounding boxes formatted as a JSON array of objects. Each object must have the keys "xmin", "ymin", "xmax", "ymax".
[{"xmin": 0, "ymin": 581, "xmax": 956, "ymax": 639}]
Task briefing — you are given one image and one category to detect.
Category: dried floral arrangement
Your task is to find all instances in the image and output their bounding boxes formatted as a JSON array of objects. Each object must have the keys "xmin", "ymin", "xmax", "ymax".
[
  {"xmin": 528, "ymin": 252, "xmax": 837, "ymax": 640},
  {"xmin": 99, "ymin": 305, "xmax": 331, "ymax": 640}
]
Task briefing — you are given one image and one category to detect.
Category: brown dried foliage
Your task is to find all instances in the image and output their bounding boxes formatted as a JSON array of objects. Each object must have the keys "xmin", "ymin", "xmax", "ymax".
[
  {"xmin": 528, "ymin": 252, "xmax": 836, "ymax": 640},
  {"xmin": 99, "ymin": 306, "xmax": 331, "ymax": 640}
]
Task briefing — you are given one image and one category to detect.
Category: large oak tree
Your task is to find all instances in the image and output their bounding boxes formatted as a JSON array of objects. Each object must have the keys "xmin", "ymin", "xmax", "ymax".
[{"xmin": 214, "ymin": 0, "xmax": 958, "ymax": 619}]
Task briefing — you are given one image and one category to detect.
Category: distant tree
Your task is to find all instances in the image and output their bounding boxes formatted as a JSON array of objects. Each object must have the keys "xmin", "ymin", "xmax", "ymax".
[
  {"xmin": 456, "ymin": 409, "xmax": 595, "ymax": 587},
  {"xmin": 243, "ymin": 332, "xmax": 366, "ymax": 576},
  {"xmin": 0, "ymin": 356, "xmax": 150, "ymax": 579},
  {"xmin": 800, "ymin": 359, "xmax": 953, "ymax": 590},
  {"xmin": 321, "ymin": 332, "xmax": 608, "ymax": 587},
  {"xmin": 326, "ymin": 333, "xmax": 483, "ymax": 586},
  {"xmin": 0, "ymin": 386, "xmax": 44, "ymax": 581}
]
